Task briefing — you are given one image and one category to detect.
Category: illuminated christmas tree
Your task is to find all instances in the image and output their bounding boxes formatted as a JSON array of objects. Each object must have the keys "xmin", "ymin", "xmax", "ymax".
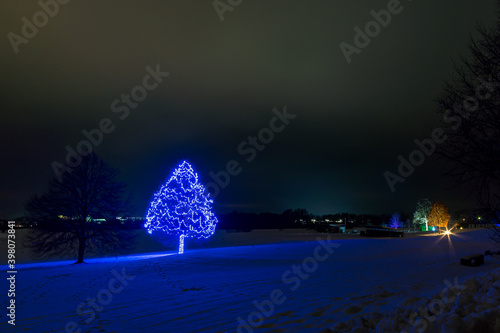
[{"xmin": 144, "ymin": 161, "xmax": 218, "ymax": 254}]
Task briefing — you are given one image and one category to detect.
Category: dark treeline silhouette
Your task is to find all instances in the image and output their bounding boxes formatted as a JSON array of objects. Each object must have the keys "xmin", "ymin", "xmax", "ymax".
[
  {"xmin": 218, "ymin": 211, "xmax": 294, "ymax": 231},
  {"xmin": 452, "ymin": 209, "xmax": 499, "ymax": 227},
  {"xmin": 14, "ymin": 210, "xmax": 407, "ymax": 234},
  {"xmin": 217, "ymin": 209, "xmax": 401, "ymax": 231}
]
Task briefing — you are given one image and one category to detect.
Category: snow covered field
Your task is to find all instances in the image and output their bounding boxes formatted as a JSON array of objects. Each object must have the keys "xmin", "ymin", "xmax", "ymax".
[{"xmin": 1, "ymin": 229, "xmax": 499, "ymax": 332}]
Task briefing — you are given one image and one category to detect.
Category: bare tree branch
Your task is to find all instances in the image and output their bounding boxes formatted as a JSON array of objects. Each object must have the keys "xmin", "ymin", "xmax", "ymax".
[{"xmin": 25, "ymin": 153, "xmax": 136, "ymax": 263}]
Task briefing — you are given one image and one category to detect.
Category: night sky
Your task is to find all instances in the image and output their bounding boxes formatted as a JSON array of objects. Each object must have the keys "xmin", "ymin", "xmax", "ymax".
[{"xmin": 1, "ymin": 0, "xmax": 497, "ymax": 219}]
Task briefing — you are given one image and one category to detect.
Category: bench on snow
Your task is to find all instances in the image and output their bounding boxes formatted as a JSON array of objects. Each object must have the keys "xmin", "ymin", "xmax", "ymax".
[{"xmin": 460, "ymin": 254, "xmax": 484, "ymax": 267}]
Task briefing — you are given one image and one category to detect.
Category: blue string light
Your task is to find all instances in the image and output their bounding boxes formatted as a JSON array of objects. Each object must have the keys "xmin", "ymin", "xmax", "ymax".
[{"xmin": 144, "ymin": 161, "xmax": 218, "ymax": 254}]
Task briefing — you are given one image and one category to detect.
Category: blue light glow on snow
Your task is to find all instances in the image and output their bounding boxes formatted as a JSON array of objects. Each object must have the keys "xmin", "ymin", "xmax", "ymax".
[
  {"xmin": 0, "ymin": 252, "xmax": 175, "ymax": 271},
  {"xmin": 144, "ymin": 161, "xmax": 218, "ymax": 254}
]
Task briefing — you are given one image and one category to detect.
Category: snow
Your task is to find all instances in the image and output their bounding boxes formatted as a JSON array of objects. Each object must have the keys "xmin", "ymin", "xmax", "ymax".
[
  {"xmin": 332, "ymin": 267, "xmax": 500, "ymax": 333},
  {"xmin": 1, "ymin": 229, "xmax": 499, "ymax": 332}
]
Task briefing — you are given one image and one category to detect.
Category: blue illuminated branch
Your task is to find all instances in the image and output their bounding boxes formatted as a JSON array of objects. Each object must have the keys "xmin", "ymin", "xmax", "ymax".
[{"xmin": 144, "ymin": 161, "xmax": 218, "ymax": 254}]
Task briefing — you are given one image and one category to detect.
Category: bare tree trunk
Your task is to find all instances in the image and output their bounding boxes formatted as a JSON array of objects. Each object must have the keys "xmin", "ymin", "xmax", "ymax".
[
  {"xmin": 76, "ymin": 237, "xmax": 86, "ymax": 263},
  {"xmin": 24, "ymin": 153, "xmax": 133, "ymax": 263}
]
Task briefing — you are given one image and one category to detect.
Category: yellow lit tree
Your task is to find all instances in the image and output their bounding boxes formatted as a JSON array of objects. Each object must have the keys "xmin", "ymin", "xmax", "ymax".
[{"xmin": 427, "ymin": 202, "xmax": 451, "ymax": 231}]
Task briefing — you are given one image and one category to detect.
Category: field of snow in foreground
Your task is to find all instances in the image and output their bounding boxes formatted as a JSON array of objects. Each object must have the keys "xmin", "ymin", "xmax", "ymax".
[{"xmin": 1, "ymin": 229, "xmax": 499, "ymax": 332}]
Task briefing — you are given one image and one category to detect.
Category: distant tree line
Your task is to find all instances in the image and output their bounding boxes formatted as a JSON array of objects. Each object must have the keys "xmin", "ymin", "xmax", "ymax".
[{"xmin": 216, "ymin": 209, "xmax": 404, "ymax": 231}]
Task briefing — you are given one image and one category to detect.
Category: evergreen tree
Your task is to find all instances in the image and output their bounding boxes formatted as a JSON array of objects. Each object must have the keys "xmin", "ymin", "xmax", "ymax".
[{"xmin": 145, "ymin": 161, "xmax": 218, "ymax": 254}]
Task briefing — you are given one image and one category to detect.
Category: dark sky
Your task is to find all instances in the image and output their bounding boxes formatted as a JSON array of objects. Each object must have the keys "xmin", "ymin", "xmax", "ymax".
[{"xmin": 1, "ymin": 1, "xmax": 497, "ymax": 219}]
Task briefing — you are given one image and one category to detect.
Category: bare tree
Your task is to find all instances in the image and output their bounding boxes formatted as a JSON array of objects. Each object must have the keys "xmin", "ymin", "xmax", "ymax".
[
  {"xmin": 436, "ymin": 6, "xmax": 500, "ymax": 244},
  {"xmin": 389, "ymin": 212, "xmax": 402, "ymax": 229},
  {"xmin": 428, "ymin": 202, "xmax": 451, "ymax": 232},
  {"xmin": 25, "ymin": 153, "xmax": 135, "ymax": 263}
]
